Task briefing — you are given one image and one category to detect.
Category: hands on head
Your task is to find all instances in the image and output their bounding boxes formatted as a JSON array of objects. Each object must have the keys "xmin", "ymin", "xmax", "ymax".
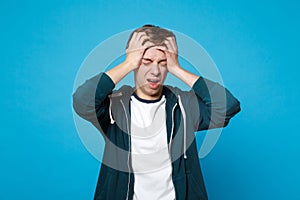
[
  {"xmin": 106, "ymin": 28, "xmax": 198, "ymax": 88},
  {"xmin": 125, "ymin": 31, "xmax": 180, "ymax": 73}
]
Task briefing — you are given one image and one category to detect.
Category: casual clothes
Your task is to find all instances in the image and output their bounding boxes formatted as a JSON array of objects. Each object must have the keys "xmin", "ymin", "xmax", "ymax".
[
  {"xmin": 130, "ymin": 94, "xmax": 175, "ymax": 200},
  {"xmin": 72, "ymin": 72, "xmax": 241, "ymax": 200}
]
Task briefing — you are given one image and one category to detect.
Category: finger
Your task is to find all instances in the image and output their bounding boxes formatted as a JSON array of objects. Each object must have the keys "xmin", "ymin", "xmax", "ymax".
[
  {"xmin": 166, "ymin": 36, "xmax": 177, "ymax": 50},
  {"xmin": 165, "ymin": 37, "xmax": 177, "ymax": 53},
  {"xmin": 127, "ymin": 32, "xmax": 138, "ymax": 49},
  {"xmin": 156, "ymin": 45, "xmax": 167, "ymax": 52},
  {"xmin": 127, "ymin": 36, "xmax": 149, "ymax": 53},
  {"xmin": 126, "ymin": 41, "xmax": 154, "ymax": 54},
  {"xmin": 141, "ymin": 38, "xmax": 150, "ymax": 45},
  {"xmin": 166, "ymin": 36, "xmax": 176, "ymax": 44},
  {"xmin": 138, "ymin": 34, "xmax": 150, "ymax": 43},
  {"xmin": 143, "ymin": 40, "xmax": 155, "ymax": 48},
  {"xmin": 164, "ymin": 40, "xmax": 176, "ymax": 54},
  {"xmin": 129, "ymin": 32, "xmax": 147, "ymax": 48},
  {"xmin": 136, "ymin": 32, "xmax": 147, "ymax": 42},
  {"xmin": 139, "ymin": 33, "xmax": 151, "ymax": 44}
]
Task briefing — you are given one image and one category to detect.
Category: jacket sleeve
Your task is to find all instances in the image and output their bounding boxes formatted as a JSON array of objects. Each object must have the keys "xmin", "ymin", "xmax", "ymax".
[
  {"xmin": 191, "ymin": 76, "xmax": 241, "ymax": 131},
  {"xmin": 72, "ymin": 72, "xmax": 115, "ymax": 133}
]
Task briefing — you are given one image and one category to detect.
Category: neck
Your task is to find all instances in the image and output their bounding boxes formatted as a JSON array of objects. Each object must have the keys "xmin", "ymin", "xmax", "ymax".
[{"xmin": 135, "ymin": 88, "xmax": 163, "ymax": 101}]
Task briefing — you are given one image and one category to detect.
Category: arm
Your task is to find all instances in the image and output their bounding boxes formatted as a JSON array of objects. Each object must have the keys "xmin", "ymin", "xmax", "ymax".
[
  {"xmin": 72, "ymin": 73, "xmax": 115, "ymax": 133},
  {"xmin": 162, "ymin": 37, "xmax": 199, "ymax": 87},
  {"xmin": 192, "ymin": 77, "xmax": 241, "ymax": 130},
  {"xmin": 163, "ymin": 37, "xmax": 240, "ymax": 130},
  {"xmin": 106, "ymin": 32, "xmax": 154, "ymax": 84},
  {"xmin": 72, "ymin": 32, "xmax": 153, "ymax": 131}
]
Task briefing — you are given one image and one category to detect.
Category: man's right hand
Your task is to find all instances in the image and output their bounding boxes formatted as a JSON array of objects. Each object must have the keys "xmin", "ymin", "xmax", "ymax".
[
  {"xmin": 105, "ymin": 32, "xmax": 153, "ymax": 85},
  {"xmin": 125, "ymin": 32, "xmax": 154, "ymax": 70}
]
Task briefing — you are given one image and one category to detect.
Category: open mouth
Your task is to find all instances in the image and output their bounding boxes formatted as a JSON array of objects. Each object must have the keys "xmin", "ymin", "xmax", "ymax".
[
  {"xmin": 147, "ymin": 78, "xmax": 160, "ymax": 89},
  {"xmin": 147, "ymin": 78, "xmax": 160, "ymax": 83}
]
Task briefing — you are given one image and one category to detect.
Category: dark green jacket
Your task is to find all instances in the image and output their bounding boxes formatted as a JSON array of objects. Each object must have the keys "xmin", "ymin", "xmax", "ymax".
[{"xmin": 73, "ymin": 72, "xmax": 240, "ymax": 200}]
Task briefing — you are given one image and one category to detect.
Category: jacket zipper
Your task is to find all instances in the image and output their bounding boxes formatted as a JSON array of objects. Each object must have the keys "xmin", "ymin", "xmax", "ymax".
[
  {"xmin": 121, "ymin": 99, "xmax": 178, "ymax": 199},
  {"xmin": 120, "ymin": 99, "xmax": 131, "ymax": 200},
  {"xmin": 169, "ymin": 102, "xmax": 178, "ymax": 200}
]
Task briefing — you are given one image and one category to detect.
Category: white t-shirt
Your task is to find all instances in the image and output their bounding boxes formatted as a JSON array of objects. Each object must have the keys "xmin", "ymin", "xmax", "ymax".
[{"xmin": 130, "ymin": 94, "xmax": 175, "ymax": 200}]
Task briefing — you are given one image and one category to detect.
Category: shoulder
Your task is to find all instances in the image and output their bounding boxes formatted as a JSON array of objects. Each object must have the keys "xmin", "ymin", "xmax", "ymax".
[
  {"xmin": 163, "ymin": 85, "xmax": 198, "ymax": 108},
  {"xmin": 109, "ymin": 85, "xmax": 134, "ymax": 103},
  {"xmin": 163, "ymin": 85, "xmax": 195, "ymax": 97}
]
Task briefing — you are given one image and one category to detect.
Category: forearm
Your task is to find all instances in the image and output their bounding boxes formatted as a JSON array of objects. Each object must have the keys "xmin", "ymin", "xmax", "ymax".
[
  {"xmin": 106, "ymin": 32, "xmax": 153, "ymax": 85},
  {"xmin": 105, "ymin": 61, "xmax": 134, "ymax": 85},
  {"xmin": 168, "ymin": 65, "xmax": 199, "ymax": 88}
]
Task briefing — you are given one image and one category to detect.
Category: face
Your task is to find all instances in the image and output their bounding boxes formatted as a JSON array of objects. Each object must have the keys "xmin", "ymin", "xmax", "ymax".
[{"xmin": 134, "ymin": 47, "xmax": 168, "ymax": 100}]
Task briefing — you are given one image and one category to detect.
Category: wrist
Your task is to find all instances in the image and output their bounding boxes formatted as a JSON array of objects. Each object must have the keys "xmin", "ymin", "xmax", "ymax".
[
  {"xmin": 168, "ymin": 64, "xmax": 182, "ymax": 75},
  {"xmin": 123, "ymin": 59, "xmax": 138, "ymax": 71}
]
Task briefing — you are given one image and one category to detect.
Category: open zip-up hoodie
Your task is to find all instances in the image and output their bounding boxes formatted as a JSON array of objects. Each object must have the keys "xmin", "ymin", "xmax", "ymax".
[{"xmin": 73, "ymin": 72, "xmax": 241, "ymax": 200}]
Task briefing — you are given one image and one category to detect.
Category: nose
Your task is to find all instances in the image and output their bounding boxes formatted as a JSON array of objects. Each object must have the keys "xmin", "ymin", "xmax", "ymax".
[{"xmin": 151, "ymin": 64, "xmax": 160, "ymax": 76}]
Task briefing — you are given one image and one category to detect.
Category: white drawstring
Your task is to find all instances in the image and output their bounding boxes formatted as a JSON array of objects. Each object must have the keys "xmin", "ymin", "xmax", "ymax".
[
  {"xmin": 168, "ymin": 103, "xmax": 177, "ymax": 152},
  {"xmin": 110, "ymin": 93, "xmax": 187, "ymax": 200},
  {"xmin": 109, "ymin": 97, "xmax": 115, "ymax": 124}
]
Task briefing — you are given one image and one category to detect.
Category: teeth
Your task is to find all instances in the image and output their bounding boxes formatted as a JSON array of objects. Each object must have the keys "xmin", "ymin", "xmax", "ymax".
[{"xmin": 147, "ymin": 79, "xmax": 159, "ymax": 83}]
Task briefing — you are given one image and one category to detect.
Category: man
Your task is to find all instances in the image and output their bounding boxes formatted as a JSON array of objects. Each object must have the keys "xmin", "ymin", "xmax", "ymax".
[{"xmin": 73, "ymin": 25, "xmax": 241, "ymax": 200}]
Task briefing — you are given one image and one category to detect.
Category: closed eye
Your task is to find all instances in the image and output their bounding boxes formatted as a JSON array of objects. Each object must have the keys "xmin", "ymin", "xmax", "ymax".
[
  {"xmin": 142, "ymin": 58, "xmax": 152, "ymax": 64},
  {"xmin": 159, "ymin": 60, "xmax": 167, "ymax": 67}
]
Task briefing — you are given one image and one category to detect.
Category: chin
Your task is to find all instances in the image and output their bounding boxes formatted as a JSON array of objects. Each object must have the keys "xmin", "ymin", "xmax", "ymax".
[{"xmin": 147, "ymin": 87, "xmax": 163, "ymax": 97}]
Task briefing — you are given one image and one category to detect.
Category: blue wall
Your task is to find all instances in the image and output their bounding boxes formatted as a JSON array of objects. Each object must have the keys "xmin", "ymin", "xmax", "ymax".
[{"xmin": 1, "ymin": 0, "xmax": 299, "ymax": 199}]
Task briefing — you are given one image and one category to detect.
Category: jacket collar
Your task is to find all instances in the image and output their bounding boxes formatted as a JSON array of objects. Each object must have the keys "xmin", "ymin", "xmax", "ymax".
[
  {"xmin": 112, "ymin": 85, "xmax": 181, "ymax": 145},
  {"xmin": 116, "ymin": 85, "xmax": 179, "ymax": 108}
]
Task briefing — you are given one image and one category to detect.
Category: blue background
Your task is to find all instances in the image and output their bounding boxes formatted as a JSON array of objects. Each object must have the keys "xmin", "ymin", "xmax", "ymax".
[{"xmin": 1, "ymin": 0, "xmax": 299, "ymax": 199}]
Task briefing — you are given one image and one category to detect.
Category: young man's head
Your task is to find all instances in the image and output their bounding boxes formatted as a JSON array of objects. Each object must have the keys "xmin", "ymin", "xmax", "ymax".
[{"xmin": 127, "ymin": 25, "xmax": 177, "ymax": 100}]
